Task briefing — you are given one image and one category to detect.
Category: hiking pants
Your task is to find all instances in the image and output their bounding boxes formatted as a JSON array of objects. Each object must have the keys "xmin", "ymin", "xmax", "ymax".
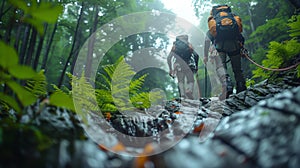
[
  {"xmin": 175, "ymin": 63, "xmax": 195, "ymax": 99},
  {"xmin": 218, "ymin": 52, "xmax": 246, "ymax": 92}
]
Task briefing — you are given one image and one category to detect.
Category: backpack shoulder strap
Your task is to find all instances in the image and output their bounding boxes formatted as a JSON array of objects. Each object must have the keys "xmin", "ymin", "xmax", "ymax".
[
  {"xmin": 206, "ymin": 31, "xmax": 214, "ymax": 42},
  {"xmin": 171, "ymin": 42, "xmax": 176, "ymax": 52},
  {"xmin": 188, "ymin": 43, "xmax": 194, "ymax": 53}
]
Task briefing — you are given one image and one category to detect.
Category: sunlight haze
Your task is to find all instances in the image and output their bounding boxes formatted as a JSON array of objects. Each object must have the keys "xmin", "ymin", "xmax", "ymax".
[{"xmin": 162, "ymin": 0, "xmax": 200, "ymax": 26}]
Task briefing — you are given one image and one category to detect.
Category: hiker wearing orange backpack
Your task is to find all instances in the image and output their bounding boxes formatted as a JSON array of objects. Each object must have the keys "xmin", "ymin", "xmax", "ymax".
[
  {"xmin": 203, "ymin": 5, "xmax": 247, "ymax": 100},
  {"xmin": 167, "ymin": 35, "xmax": 200, "ymax": 99}
]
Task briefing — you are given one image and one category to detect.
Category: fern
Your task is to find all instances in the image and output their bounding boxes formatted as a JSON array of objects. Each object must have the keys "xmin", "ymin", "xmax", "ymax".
[
  {"xmin": 25, "ymin": 70, "xmax": 47, "ymax": 97},
  {"xmin": 252, "ymin": 14, "xmax": 300, "ymax": 81},
  {"xmin": 252, "ymin": 40, "xmax": 300, "ymax": 80},
  {"xmin": 96, "ymin": 56, "xmax": 163, "ymax": 113},
  {"xmin": 288, "ymin": 15, "xmax": 300, "ymax": 38}
]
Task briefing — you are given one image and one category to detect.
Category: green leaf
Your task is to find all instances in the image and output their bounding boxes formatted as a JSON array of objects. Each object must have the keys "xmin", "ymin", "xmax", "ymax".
[
  {"xmin": 6, "ymin": 81, "xmax": 37, "ymax": 107},
  {"xmin": 0, "ymin": 41, "xmax": 19, "ymax": 69},
  {"xmin": 30, "ymin": 3, "xmax": 63, "ymax": 23},
  {"xmin": 8, "ymin": 65, "xmax": 37, "ymax": 79},
  {"xmin": 8, "ymin": 0, "xmax": 29, "ymax": 13},
  {"xmin": 49, "ymin": 91, "xmax": 75, "ymax": 112},
  {"xmin": 0, "ymin": 92, "xmax": 21, "ymax": 112}
]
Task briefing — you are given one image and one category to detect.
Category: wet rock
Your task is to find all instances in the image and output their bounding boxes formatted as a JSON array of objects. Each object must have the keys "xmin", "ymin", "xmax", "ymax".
[
  {"xmin": 141, "ymin": 86, "xmax": 300, "ymax": 168},
  {"xmin": 21, "ymin": 105, "xmax": 85, "ymax": 140},
  {"xmin": 147, "ymin": 137, "xmax": 256, "ymax": 168},
  {"xmin": 214, "ymin": 87, "xmax": 300, "ymax": 167}
]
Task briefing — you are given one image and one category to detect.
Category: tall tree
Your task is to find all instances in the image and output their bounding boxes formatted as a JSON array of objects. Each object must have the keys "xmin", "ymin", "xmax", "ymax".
[{"xmin": 58, "ymin": 1, "xmax": 86, "ymax": 88}]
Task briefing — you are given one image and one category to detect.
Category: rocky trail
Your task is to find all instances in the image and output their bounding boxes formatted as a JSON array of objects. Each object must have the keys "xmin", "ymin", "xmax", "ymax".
[{"xmin": 0, "ymin": 71, "xmax": 299, "ymax": 168}]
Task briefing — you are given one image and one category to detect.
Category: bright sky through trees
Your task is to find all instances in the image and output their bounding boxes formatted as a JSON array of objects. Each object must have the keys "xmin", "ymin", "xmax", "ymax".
[{"xmin": 162, "ymin": 0, "xmax": 200, "ymax": 26}]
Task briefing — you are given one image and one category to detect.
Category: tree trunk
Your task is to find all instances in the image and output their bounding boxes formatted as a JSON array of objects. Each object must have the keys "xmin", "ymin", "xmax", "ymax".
[
  {"xmin": 42, "ymin": 22, "xmax": 57, "ymax": 72},
  {"xmin": 25, "ymin": 29, "xmax": 37, "ymax": 66},
  {"xmin": 246, "ymin": 2, "xmax": 261, "ymax": 50},
  {"xmin": 0, "ymin": 0, "xmax": 5, "ymax": 21},
  {"xmin": 58, "ymin": 1, "xmax": 85, "ymax": 88},
  {"xmin": 19, "ymin": 26, "xmax": 31, "ymax": 64},
  {"xmin": 14, "ymin": 25, "xmax": 23, "ymax": 53},
  {"xmin": 33, "ymin": 24, "xmax": 48, "ymax": 70},
  {"xmin": 4, "ymin": 8, "xmax": 16, "ymax": 43},
  {"xmin": 85, "ymin": 6, "xmax": 99, "ymax": 79}
]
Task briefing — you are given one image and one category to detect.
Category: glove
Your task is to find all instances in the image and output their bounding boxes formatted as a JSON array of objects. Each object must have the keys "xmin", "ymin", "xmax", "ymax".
[
  {"xmin": 169, "ymin": 70, "xmax": 175, "ymax": 78},
  {"xmin": 240, "ymin": 48, "xmax": 249, "ymax": 57},
  {"xmin": 203, "ymin": 57, "xmax": 208, "ymax": 65}
]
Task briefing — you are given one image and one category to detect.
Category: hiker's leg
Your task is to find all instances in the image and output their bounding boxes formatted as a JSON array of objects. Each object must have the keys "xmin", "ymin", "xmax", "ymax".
[
  {"xmin": 214, "ymin": 54, "xmax": 227, "ymax": 83},
  {"xmin": 184, "ymin": 69, "xmax": 195, "ymax": 99},
  {"xmin": 216, "ymin": 52, "xmax": 233, "ymax": 100},
  {"xmin": 229, "ymin": 53, "xmax": 246, "ymax": 93},
  {"xmin": 176, "ymin": 70, "xmax": 185, "ymax": 98}
]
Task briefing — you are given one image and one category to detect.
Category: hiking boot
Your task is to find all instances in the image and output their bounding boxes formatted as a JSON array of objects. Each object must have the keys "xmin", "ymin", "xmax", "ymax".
[
  {"xmin": 218, "ymin": 92, "xmax": 227, "ymax": 101},
  {"xmin": 219, "ymin": 85, "xmax": 233, "ymax": 100},
  {"xmin": 199, "ymin": 97, "xmax": 210, "ymax": 105},
  {"xmin": 185, "ymin": 91, "xmax": 194, "ymax": 99}
]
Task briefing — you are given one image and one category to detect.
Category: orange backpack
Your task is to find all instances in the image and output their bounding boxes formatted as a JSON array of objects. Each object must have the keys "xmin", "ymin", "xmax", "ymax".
[{"xmin": 208, "ymin": 5, "xmax": 242, "ymax": 41}]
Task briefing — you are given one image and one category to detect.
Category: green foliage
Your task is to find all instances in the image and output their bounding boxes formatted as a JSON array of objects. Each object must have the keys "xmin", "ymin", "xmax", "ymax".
[
  {"xmin": 0, "ymin": 92, "xmax": 21, "ymax": 113},
  {"xmin": 252, "ymin": 39, "xmax": 300, "ymax": 80},
  {"xmin": 0, "ymin": 39, "xmax": 48, "ymax": 113},
  {"xmin": 251, "ymin": 14, "xmax": 300, "ymax": 80},
  {"xmin": 247, "ymin": 17, "xmax": 289, "ymax": 47},
  {"xmin": 8, "ymin": 0, "xmax": 63, "ymax": 35},
  {"xmin": 288, "ymin": 15, "xmax": 300, "ymax": 38},
  {"xmin": 70, "ymin": 72, "xmax": 99, "ymax": 123},
  {"xmin": 0, "ymin": 42, "xmax": 39, "ymax": 112},
  {"xmin": 249, "ymin": 48, "xmax": 267, "ymax": 66},
  {"xmin": 25, "ymin": 70, "xmax": 47, "ymax": 97},
  {"xmin": 246, "ymin": 78, "xmax": 255, "ymax": 87},
  {"xmin": 49, "ymin": 91, "xmax": 75, "ymax": 112},
  {"xmin": 49, "ymin": 74, "xmax": 77, "ymax": 113},
  {"xmin": 96, "ymin": 56, "xmax": 163, "ymax": 113}
]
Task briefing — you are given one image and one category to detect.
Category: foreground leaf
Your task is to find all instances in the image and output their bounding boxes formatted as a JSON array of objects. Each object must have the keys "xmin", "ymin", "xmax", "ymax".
[
  {"xmin": 6, "ymin": 81, "xmax": 37, "ymax": 107},
  {"xmin": 0, "ymin": 93, "xmax": 21, "ymax": 113},
  {"xmin": 9, "ymin": 65, "xmax": 38, "ymax": 79},
  {"xmin": 49, "ymin": 91, "xmax": 75, "ymax": 112},
  {"xmin": 0, "ymin": 41, "xmax": 18, "ymax": 69}
]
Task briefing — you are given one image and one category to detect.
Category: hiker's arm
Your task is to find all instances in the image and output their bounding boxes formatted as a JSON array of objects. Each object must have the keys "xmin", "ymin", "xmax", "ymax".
[
  {"xmin": 167, "ymin": 52, "xmax": 172, "ymax": 69},
  {"xmin": 167, "ymin": 50, "xmax": 174, "ymax": 76},
  {"xmin": 204, "ymin": 35, "xmax": 211, "ymax": 64}
]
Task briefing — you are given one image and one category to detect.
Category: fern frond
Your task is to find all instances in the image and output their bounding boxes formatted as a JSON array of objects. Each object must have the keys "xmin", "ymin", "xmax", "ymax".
[
  {"xmin": 95, "ymin": 56, "xmax": 157, "ymax": 113},
  {"xmin": 288, "ymin": 15, "xmax": 300, "ymax": 38},
  {"xmin": 100, "ymin": 103, "xmax": 118, "ymax": 112},
  {"xmin": 25, "ymin": 70, "xmax": 47, "ymax": 97},
  {"xmin": 72, "ymin": 73, "xmax": 98, "ymax": 111},
  {"xmin": 129, "ymin": 74, "xmax": 147, "ymax": 94},
  {"xmin": 130, "ymin": 90, "xmax": 164, "ymax": 109}
]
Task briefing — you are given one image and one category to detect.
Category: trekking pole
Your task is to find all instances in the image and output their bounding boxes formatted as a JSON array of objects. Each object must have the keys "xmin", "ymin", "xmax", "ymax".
[{"xmin": 204, "ymin": 65, "xmax": 208, "ymax": 98}]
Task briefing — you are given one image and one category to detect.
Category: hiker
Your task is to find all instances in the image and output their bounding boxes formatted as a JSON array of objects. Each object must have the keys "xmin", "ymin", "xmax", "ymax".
[
  {"xmin": 167, "ymin": 35, "xmax": 199, "ymax": 99},
  {"xmin": 203, "ymin": 4, "xmax": 247, "ymax": 100}
]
